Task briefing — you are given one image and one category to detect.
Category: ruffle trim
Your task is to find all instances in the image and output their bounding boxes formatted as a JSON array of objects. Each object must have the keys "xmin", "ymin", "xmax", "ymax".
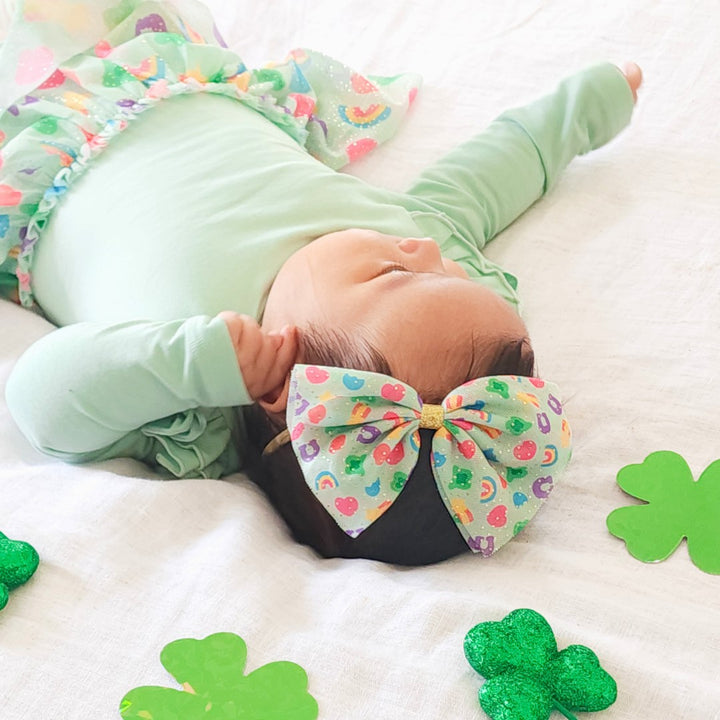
[
  {"xmin": 10, "ymin": 70, "xmax": 309, "ymax": 308},
  {"xmin": 1, "ymin": 3, "xmax": 419, "ymax": 308},
  {"xmin": 141, "ymin": 406, "xmax": 238, "ymax": 479}
]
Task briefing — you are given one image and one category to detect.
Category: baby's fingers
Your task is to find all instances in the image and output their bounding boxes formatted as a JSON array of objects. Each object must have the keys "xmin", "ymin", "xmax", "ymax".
[
  {"xmin": 239, "ymin": 325, "xmax": 297, "ymax": 400},
  {"xmin": 263, "ymin": 325, "xmax": 299, "ymax": 388},
  {"xmin": 274, "ymin": 325, "xmax": 299, "ymax": 374}
]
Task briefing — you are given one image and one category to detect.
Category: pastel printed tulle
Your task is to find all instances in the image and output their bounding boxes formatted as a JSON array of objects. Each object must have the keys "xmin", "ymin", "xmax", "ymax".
[{"xmin": 0, "ymin": 0, "xmax": 420, "ymax": 307}]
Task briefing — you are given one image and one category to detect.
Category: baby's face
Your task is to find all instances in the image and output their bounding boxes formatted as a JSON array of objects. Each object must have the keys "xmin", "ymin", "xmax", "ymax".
[{"xmin": 262, "ymin": 229, "xmax": 526, "ymax": 396}]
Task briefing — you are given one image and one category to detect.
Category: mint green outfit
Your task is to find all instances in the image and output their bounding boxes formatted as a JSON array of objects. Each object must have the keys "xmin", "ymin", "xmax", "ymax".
[{"xmin": 2, "ymin": 5, "xmax": 634, "ymax": 479}]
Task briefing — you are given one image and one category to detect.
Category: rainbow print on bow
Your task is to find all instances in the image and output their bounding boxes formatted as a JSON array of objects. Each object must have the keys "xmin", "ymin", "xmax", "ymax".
[{"xmin": 286, "ymin": 365, "xmax": 572, "ymax": 556}]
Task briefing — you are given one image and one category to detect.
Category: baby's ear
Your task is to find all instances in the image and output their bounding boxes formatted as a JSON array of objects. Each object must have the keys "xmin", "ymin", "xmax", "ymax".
[{"xmin": 257, "ymin": 374, "xmax": 292, "ymax": 416}]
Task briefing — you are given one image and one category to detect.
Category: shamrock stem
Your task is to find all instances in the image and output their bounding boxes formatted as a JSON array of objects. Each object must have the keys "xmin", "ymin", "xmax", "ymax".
[{"xmin": 553, "ymin": 700, "xmax": 578, "ymax": 720}]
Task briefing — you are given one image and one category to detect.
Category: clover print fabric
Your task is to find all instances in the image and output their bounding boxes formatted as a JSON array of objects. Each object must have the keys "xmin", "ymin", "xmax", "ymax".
[{"xmin": 287, "ymin": 365, "xmax": 573, "ymax": 556}]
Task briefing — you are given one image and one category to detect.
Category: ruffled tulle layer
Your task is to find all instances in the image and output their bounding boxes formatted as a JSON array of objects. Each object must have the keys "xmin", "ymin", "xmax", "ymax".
[{"xmin": 0, "ymin": 0, "xmax": 420, "ymax": 307}]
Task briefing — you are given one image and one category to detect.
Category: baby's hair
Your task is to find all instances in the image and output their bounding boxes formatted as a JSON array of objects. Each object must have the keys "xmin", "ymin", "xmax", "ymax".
[
  {"xmin": 298, "ymin": 323, "xmax": 392, "ymax": 378},
  {"xmin": 482, "ymin": 335, "xmax": 536, "ymax": 378},
  {"xmin": 243, "ymin": 323, "xmax": 536, "ymax": 565},
  {"xmin": 299, "ymin": 323, "xmax": 535, "ymax": 403}
]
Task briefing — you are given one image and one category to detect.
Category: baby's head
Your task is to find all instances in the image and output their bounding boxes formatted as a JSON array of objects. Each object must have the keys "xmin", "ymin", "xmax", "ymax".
[
  {"xmin": 261, "ymin": 228, "xmax": 533, "ymax": 412},
  {"xmin": 247, "ymin": 229, "xmax": 537, "ymax": 566}
]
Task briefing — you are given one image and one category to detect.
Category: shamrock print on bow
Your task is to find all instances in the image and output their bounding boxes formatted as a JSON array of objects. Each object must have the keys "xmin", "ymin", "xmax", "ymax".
[
  {"xmin": 464, "ymin": 609, "xmax": 617, "ymax": 720},
  {"xmin": 287, "ymin": 365, "xmax": 572, "ymax": 556},
  {"xmin": 607, "ymin": 450, "xmax": 720, "ymax": 574}
]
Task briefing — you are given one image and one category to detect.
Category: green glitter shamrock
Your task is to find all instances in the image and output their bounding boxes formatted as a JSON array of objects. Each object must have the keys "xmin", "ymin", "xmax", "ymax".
[
  {"xmin": 120, "ymin": 633, "xmax": 318, "ymax": 720},
  {"xmin": 606, "ymin": 451, "xmax": 720, "ymax": 574},
  {"xmin": 0, "ymin": 531, "xmax": 39, "ymax": 611},
  {"xmin": 464, "ymin": 609, "xmax": 617, "ymax": 720}
]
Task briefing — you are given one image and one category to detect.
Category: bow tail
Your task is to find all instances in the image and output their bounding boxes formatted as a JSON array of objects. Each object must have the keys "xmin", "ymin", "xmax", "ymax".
[{"xmin": 430, "ymin": 430, "xmax": 555, "ymax": 557}]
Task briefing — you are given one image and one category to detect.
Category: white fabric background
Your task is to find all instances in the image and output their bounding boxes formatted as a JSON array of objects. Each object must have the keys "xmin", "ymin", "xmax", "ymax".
[{"xmin": 1, "ymin": 1, "xmax": 719, "ymax": 717}]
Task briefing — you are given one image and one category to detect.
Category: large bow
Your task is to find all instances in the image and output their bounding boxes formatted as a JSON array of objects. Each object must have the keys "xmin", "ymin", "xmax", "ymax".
[{"xmin": 285, "ymin": 365, "xmax": 572, "ymax": 556}]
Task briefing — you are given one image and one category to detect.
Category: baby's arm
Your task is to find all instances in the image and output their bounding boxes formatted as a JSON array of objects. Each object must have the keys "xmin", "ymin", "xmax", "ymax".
[
  {"xmin": 406, "ymin": 63, "xmax": 640, "ymax": 248},
  {"xmin": 5, "ymin": 316, "xmax": 252, "ymax": 477}
]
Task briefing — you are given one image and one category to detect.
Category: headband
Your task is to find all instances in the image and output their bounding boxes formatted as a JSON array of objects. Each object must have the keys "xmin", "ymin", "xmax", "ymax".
[{"xmin": 273, "ymin": 365, "xmax": 572, "ymax": 557}]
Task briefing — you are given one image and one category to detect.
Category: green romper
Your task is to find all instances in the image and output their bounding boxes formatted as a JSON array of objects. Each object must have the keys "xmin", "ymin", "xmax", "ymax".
[{"xmin": 2, "ymin": 0, "xmax": 634, "ymax": 478}]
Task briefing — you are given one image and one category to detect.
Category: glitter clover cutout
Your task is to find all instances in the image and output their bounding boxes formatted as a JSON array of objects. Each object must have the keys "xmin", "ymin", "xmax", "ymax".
[
  {"xmin": 464, "ymin": 609, "xmax": 617, "ymax": 720},
  {"xmin": 120, "ymin": 632, "xmax": 318, "ymax": 719},
  {"xmin": 606, "ymin": 451, "xmax": 720, "ymax": 574},
  {"xmin": 0, "ymin": 531, "xmax": 39, "ymax": 611}
]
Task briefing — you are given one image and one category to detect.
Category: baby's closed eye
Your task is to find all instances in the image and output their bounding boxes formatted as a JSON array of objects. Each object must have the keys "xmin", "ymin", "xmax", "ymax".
[{"xmin": 374, "ymin": 263, "xmax": 410, "ymax": 278}]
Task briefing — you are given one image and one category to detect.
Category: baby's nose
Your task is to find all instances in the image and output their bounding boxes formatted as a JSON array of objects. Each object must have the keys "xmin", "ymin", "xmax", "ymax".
[{"xmin": 397, "ymin": 236, "xmax": 442, "ymax": 268}]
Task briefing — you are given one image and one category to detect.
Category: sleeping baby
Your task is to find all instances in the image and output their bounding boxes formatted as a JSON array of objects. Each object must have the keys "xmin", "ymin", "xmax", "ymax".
[{"xmin": 1, "ymin": 0, "xmax": 641, "ymax": 565}]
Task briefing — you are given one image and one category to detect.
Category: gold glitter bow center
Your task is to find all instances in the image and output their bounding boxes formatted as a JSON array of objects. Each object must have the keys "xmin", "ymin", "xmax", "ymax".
[{"xmin": 419, "ymin": 403, "xmax": 444, "ymax": 430}]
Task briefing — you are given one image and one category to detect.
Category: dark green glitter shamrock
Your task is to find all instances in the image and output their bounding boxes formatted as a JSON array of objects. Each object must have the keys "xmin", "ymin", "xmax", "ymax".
[
  {"xmin": 607, "ymin": 451, "xmax": 720, "ymax": 574},
  {"xmin": 0, "ymin": 531, "xmax": 39, "ymax": 611},
  {"xmin": 464, "ymin": 609, "xmax": 617, "ymax": 720},
  {"xmin": 120, "ymin": 633, "xmax": 318, "ymax": 720}
]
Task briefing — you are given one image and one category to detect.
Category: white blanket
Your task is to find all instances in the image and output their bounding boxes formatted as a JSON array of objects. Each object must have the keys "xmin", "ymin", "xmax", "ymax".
[{"xmin": 2, "ymin": 1, "xmax": 719, "ymax": 717}]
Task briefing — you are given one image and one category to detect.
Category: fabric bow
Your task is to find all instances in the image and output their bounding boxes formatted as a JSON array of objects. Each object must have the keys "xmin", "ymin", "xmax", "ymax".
[{"xmin": 286, "ymin": 365, "xmax": 572, "ymax": 556}]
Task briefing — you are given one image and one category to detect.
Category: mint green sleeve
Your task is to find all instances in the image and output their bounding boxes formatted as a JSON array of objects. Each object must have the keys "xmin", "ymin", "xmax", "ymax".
[
  {"xmin": 405, "ymin": 63, "xmax": 634, "ymax": 248},
  {"xmin": 5, "ymin": 315, "xmax": 250, "ymax": 478}
]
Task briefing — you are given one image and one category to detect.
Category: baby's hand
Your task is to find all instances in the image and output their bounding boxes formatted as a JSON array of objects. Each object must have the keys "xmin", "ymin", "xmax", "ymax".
[
  {"xmin": 218, "ymin": 312, "xmax": 298, "ymax": 401},
  {"xmin": 622, "ymin": 62, "xmax": 642, "ymax": 103}
]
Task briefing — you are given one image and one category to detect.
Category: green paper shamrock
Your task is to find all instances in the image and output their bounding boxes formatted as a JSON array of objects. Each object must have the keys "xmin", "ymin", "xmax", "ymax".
[
  {"xmin": 120, "ymin": 632, "xmax": 318, "ymax": 720},
  {"xmin": 606, "ymin": 451, "xmax": 720, "ymax": 574},
  {"xmin": 464, "ymin": 609, "xmax": 617, "ymax": 720},
  {"xmin": 0, "ymin": 531, "xmax": 39, "ymax": 611}
]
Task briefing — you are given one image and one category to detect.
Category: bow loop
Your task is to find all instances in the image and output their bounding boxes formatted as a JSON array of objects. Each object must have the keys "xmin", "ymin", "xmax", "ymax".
[
  {"xmin": 286, "ymin": 365, "xmax": 572, "ymax": 554},
  {"xmin": 289, "ymin": 365, "xmax": 422, "ymax": 427},
  {"xmin": 429, "ymin": 376, "xmax": 571, "ymax": 555},
  {"xmin": 287, "ymin": 366, "xmax": 422, "ymax": 534}
]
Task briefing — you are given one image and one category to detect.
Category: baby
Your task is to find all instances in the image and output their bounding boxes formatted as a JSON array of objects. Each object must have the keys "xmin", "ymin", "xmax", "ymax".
[
  {"xmin": 1, "ymin": 0, "xmax": 641, "ymax": 565},
  {"xmin": 233, "ymin": 229, "xmax": 529, "ymax": 410}
]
